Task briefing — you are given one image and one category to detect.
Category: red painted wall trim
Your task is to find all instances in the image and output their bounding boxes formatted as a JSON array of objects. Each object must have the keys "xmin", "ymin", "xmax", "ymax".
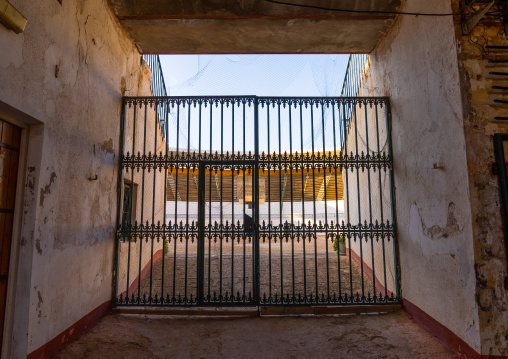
[
  {"xmin": 345, "ymin": 250, "xmax": 508, "ymax": 358},
  {"xmin": 403, "ymin": 300, "xmax": 508, "ymax": 358},
  {"xmin": 402, "ymin": 299, "xmax": 484, "ymax": 359},
  {"xmin": 123, "ymin": 249, "xmax": 163, "ymax": 298},
  {"xmin": 27, "ymin": 300, "xmax": 112, "ymax": 359}
]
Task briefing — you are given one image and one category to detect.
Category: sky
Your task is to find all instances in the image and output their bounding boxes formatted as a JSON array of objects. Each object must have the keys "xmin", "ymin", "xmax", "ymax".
[
  {"xmin": 159, "ymin": 54, "xmax": 349, "ymax": 97},
  {"xmin": 158, "ymin": 55, "xmax": 351, "ymax": 153}
]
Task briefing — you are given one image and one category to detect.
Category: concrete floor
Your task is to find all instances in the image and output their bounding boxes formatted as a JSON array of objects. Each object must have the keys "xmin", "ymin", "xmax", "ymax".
[{"xmin": 56, "ymin": 309, "xmax": 457, "ymax": 359}]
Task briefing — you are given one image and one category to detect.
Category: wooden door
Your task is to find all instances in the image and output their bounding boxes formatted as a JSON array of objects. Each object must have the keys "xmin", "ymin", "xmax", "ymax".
[{"xmin": 0, "ymin": 119, "xmax": 21, "ymax": 352}]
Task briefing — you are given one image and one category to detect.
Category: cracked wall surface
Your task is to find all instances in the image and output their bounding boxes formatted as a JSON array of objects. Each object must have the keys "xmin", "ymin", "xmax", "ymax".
[
  {"xmin": 0, "ymin": 0, "xmax": 154, "ymax": 357},
  {"xmin": 454, "ymin": 0, "xmax": 508, "ymax": 354}
]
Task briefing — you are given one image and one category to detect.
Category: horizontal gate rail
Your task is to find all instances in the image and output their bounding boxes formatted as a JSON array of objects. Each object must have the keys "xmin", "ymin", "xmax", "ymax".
[
  {"xmin": 120, "ymin": 152, "xmax": 392, "ymax": 170},
  {"xmin": 115, "ymin": 95, "xmax": 399, "ymax": 308},
  {"xmin": 117, "ymin": 222, "xmax": 395, "ymax": 245}
]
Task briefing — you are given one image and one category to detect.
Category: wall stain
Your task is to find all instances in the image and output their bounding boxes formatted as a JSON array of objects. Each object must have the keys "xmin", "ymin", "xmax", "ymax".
[
  {"xmin": 37, "ymin": 291, "xmax": 43, "ymax": 318},
  {"xmin": 100, "ymin": 138, "xmax": 114, "ymax": 155},
  {"xmin": 121, "ymin": 76, "xmax": 127, "ymax": 96},
  {"xmin": 39, "ymin": 172, "xmax": 57, "ymax": 207},
  {"xmin": 420, "ymin": 202, "xmax": 460, "ymax": 239},
  {"xmin": 26, "ymin": 177, "xmax": 35, "ymax": 195},
  {"xmin": 35, "ymin": 238, "xmax": 42, "ymax": 255},
  {"xmin": 37, "ymin": 291, "xmax": 43, "ymax": 308},
  {"xmin": 26, "ymin": 167, "xmax": 36, "ymax": 196}
]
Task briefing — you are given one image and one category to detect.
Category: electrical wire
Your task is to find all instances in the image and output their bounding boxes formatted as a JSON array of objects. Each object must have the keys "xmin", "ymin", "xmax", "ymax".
[{"xmin": 264, "ymin": 0, "xmax": 461, "ymax": 17}]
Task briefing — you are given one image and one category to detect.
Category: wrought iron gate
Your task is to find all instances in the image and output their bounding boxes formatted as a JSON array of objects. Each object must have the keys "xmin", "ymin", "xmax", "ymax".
[{"xmin": 115, "ymin": 96, "xmax": 399, "ymax": 307}]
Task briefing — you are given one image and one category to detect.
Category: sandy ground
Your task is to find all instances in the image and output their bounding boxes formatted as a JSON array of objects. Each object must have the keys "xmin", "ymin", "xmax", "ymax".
[
  {"xmin": 135, "ymin": 253, "xmax": 375, "ymax": 303},
  {"xmin": 122, "ymin": 235, "xmax": 383, "ymax": 304},
  {"xmin": 56, "ymin": 310, "xmax": 457, "ymax": 359}
]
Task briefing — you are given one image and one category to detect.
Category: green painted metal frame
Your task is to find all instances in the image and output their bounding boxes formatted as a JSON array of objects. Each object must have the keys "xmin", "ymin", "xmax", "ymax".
[{"xmin": 114, "ymin": 95, "xmax": 400, "ymax": 307}]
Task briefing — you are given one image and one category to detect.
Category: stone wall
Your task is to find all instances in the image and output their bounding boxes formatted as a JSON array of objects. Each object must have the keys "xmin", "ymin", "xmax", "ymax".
[
  {"xmin": 0, "ymin": 0, "xmax": 153, "ymax": 357},
  {"xmin": 454, "ymin": 0, "xmax": 508, "ymax": 354}
]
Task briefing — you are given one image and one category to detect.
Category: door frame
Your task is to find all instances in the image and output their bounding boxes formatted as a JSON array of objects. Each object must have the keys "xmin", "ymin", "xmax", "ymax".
[{"xmin": 0, "ymin": 100, "xmax": 44, "ymax": 359}]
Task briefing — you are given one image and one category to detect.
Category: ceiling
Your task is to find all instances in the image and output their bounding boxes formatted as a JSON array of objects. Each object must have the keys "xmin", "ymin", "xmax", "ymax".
[{"xmin": 106, "ymin": 0, "xmax": 402, "ymax": 54}]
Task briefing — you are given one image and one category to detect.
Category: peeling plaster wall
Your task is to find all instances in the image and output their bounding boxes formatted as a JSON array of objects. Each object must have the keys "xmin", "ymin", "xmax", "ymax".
[
  {"xmin": 364, "ymin": 0, "xmax": 481, "ymax": 352},
  {"xmin": 0, "ymin": 0, "xmax": 154, "ymax": 356},
  {"xmin": 454, "ymin": 1, "xmax": 508, "ymax": 355}
]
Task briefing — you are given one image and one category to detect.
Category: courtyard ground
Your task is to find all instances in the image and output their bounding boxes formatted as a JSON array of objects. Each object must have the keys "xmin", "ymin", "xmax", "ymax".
[{"xmin": 55, "ymin": 309, "xmax": 457, "ymax": 359}]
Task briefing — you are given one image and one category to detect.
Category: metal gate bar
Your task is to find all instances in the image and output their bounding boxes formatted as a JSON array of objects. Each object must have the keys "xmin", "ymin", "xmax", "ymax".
[{"xmin": 114, "ymin": 96, "xmax": 399, "ymax": 307}]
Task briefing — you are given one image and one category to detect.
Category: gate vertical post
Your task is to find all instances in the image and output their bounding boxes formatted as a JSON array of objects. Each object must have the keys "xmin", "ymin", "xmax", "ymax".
[
  {"xmin": 197, "ymin": 162, "xmax": 206, "ymax": 305},
  {"xmin": 385, "ymin": 99, "xmax": 400, "ymax": 300},
  {"xmin": 253, "ymin": 97, "xmax": 260, "ymax": 303},
  {"xmin": 113, "ymin": 98, "xmax": 127, "ymax": 304}
]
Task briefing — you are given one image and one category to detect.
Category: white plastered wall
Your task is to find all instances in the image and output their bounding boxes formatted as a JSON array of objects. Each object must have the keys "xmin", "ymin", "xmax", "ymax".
[
  {"xmin": 0, "ymin": 0, "xmax": 156, "ymax": 356},
  {"xmin": 363, "ymin": 0, "xmax": 480, "ymax": 351}
]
